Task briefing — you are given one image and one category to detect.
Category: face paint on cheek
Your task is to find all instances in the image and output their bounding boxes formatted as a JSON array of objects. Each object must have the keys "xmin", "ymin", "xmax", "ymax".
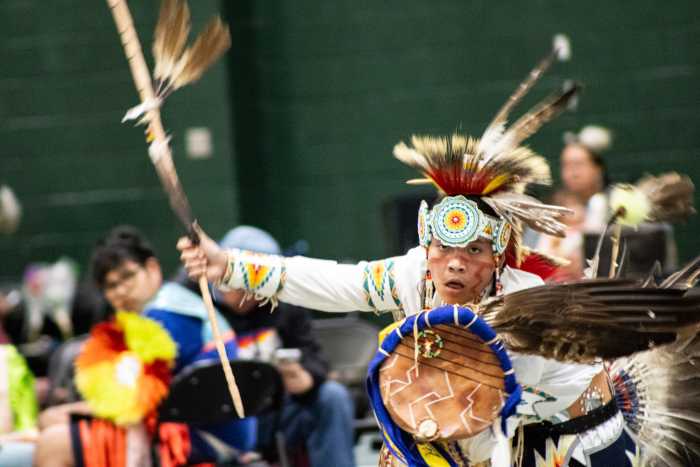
[{"xmin": 465, "ymin": 260, "xmax": 495, "ymax": 298}]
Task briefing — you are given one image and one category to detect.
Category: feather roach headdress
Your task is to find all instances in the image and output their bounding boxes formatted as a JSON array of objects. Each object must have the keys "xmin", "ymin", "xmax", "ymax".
[{"xmin": 395, "ymin": 35, "xmax": 578, "ymax": 265}]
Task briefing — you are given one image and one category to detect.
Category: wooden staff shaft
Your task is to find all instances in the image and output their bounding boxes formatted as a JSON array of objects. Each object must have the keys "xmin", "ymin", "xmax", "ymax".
[
  {"xmin": 609, "ymin": 223, "xmax": 622, "ymax": 278},
  {"xmin": 106, "ymin": 0, "xmax": 244, "ymax": 418}
]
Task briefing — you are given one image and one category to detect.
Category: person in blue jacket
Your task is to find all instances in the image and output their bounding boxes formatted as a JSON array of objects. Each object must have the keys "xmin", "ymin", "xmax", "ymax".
[{"xmin": 34, "ymin": 225, "xmax": 256, "ymax": 467}]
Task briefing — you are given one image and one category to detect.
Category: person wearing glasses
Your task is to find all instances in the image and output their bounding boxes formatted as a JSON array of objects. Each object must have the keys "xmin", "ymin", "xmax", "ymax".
[{"xmin": 34, "ymin": 225, "xmax": 257, "ymax": 467}]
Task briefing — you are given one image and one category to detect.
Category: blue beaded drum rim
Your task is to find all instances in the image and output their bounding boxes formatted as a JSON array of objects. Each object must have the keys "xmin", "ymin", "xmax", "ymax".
[
  {"xmin": 366, "ymin": 305, "xmax": 522, "ymax": 466},
  {"xmin": 417, "ymin": 200, "xmax": 432, "ymax": 247},
  {"xmin": 430, "ymin": 196, "xmax": 485, "ymax": 248},
  {"xmin": 493, "ymin": 220, "xmax": 512, "ymax": 255}
]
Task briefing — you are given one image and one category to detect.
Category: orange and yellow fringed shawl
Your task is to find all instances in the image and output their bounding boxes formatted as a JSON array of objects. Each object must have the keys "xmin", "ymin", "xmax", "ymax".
[
  {"xmin": 75, "ymin": 311, "xmax": 176, "ymax": 425},
  {"xmin": 74, "ymin": 311, "xmax": 194, "ymax": 467}
]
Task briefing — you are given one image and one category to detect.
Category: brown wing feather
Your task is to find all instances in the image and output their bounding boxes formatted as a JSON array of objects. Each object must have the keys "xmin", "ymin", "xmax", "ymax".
[
  {"xmin": 661, "ymin": 255, "xmax": 700, "ymax": 289},
  {"xmin": 637, "ymin": 172, "xmax": 696, "ymax": 223},
  {"xmin": 497, "ymin": 84, "xmax": 581, "ymax": 153},
  {"xmin": 153, "ymin": 0, "xmax": 191, "ymax": 82},
  {"xmin": 480, "ymin": 37, "xmax": 569, "ymax": 152},
  {"xmin": 481, "ymin": 49, "xmax": 559, "ymax": 141},
  {"xmin": 484, "ymin": 278, "xmax": 700, "ymax": 363},
  {"xmin": 171, "ymin": 17, "xmax": 231, "ymax": 90}
]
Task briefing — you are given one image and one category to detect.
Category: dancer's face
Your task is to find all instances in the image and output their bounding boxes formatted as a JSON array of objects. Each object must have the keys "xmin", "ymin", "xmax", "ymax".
[{"xmin": 427, "ymin": 238, "xmax": 495, "ymax": 305}]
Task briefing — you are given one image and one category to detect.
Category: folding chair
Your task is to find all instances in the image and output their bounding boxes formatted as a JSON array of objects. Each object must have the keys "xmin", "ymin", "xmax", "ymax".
[
  {"xmin": 158, "ymin": 359, "xmax": 288, "ymax": 467},
  {"xmin": 312, "ymin": 314, "xmax": 379, "ymax": 434}
]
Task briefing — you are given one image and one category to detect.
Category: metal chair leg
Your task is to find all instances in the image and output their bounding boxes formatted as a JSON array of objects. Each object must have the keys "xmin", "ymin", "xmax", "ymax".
[{"xmin": 275, "ymin": 431, "xmax": 291, "ymax": 467}]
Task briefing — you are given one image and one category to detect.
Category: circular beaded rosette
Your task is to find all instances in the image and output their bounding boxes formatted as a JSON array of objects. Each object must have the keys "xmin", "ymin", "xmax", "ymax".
[
  {"xmin": 416, "ymin": 329, "xmax": 444, "ymax": 358},
  {"xmin": 430, "ymin": 196, "xmax": 485, "ymax": 247},
  {"xmin": 417, "ymin": 200, "xmax": 432, "ymax": 247},
  {"xmin": 493, "ymin": 220, "xmax": 512, "ymax": 255}
]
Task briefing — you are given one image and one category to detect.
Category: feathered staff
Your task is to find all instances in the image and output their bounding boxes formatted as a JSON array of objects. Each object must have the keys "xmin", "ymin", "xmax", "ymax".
[{"xmin": 105, "ymin": 0, "xmax": 243, "ymax": 417}]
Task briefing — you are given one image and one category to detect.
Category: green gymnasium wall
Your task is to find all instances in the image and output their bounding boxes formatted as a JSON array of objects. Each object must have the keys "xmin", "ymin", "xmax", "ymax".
[
  {"xmin": 226, "ymin": 1, "xmax": 700, "ymax": 266},
  {"xmin": 0, "ymin": 0, "xmax": 238, "ymax": 278},
  {"xmin": 1, "ymin": 0, "xmax": 699, "ymax": 283}
]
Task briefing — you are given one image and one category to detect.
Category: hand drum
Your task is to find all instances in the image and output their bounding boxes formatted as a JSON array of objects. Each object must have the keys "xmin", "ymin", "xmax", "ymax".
[{"xmin": 374, "ymin": 306, "xmax": 518, "ymax": 442}]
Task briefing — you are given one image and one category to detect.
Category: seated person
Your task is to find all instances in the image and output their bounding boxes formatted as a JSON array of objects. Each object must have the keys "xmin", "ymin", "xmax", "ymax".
[
  {"xmin": 535, "ymin": 189, "xmax": 587, "ymax": 281},
  {"xmin": 179, "ymin": 226, "xmax": 356, "ymax": 467},
  {"xmin": 34, "ymin": 225, "xmax": 256, "ymax": 467},
  {"xmin": 0, "ymin": 343, "xmax": 38, "ymax": 467},
  {"xmin": 0, "ymin": 291, "xmax": 14, "ymax": 344}
]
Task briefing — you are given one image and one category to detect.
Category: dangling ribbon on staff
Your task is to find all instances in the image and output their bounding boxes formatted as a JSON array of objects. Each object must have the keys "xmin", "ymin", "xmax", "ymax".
[{"xmin": 105, "ymin": 0, "xmax": 244, "ymax": 418}]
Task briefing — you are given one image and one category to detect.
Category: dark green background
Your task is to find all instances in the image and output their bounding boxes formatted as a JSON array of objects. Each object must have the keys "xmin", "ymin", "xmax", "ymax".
[{"xmin": 2, "ymin": 0, "xmax": 699, "ymax": 284}]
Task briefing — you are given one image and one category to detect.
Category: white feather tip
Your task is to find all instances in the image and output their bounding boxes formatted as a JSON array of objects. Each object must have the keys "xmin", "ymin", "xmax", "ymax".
[
  {"xmin": 578, "ymin": 125, "xmax": 612, "ymax": 154},
  {"xmin": 553, "ymin": 34, "xmax": 571, "ymax": 61}
]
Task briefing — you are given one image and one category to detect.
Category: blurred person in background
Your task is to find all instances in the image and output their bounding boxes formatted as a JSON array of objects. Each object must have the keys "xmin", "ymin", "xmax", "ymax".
[
  {"xmin": 554, "ymin": 126, "xmax": 679, "ymax": 278},
  {"xmin": 34, "ymin": 225, "xmax": 256, "ymax": 467},
  {"xmin": 0, "ymin": 291, "xmax": 18, "ymax": 344},
  {"xmin": 560, "ymin": 125, "xmax": 613, "ymax": 233},
  {"xmin": 0, "ymin": 343, "xmax": 39, "ymax": 466},
  {"xmin": 0, "ymin": 260, "xmax": 79, "ymax": 408},
  {"xmin": 535, "ymin": 190, "xmax": 587, "ymax": 281},
  {"xmin": 178, "ymin": 226, "xmax": 356, "ymax": 467},
  {"xmin": 1, "ymin": 259, "xmax": 112, "ymax": 409},
  {"xmin": 532, "ymin": 126, "xmax": 613, "ymax": 280}
]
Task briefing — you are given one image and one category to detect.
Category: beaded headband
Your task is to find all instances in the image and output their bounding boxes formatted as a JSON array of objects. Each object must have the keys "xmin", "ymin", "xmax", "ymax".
[{"xmin": 417, "ymin": 196, "xmax": 512, "ymax": 256}]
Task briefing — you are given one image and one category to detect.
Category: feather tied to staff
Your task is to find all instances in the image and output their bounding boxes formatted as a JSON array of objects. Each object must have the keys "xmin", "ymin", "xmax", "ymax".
[{"xmin": 106, "ymin": 0, "xmax": 243, "ymax": 418}]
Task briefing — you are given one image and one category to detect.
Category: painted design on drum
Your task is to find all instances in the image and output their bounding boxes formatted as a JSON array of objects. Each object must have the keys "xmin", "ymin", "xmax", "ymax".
[
  {"xmin": 369, "ymin": 306, "xmax": 521, "ymax": 464},
  {"xmin": 459, "ymin": 384, "xmax": 492, "ymax": 435},
  {"xmin": 379, "ymin": 354, "xmax": 419, "ymax": 399},
  {"xmin": 491, "ymin": 389, "xmax": 506, "ymax": 419},
  {"xmin": 407, "ymin": 372, "xmax": 455, "ymax": 431},
  {"xmin": 381, "ymin": 356, "xmax": 497, "ymax": 435}
]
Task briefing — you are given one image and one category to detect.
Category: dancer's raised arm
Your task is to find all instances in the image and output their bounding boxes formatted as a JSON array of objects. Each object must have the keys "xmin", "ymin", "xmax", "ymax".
[{"xmin": 178, "ymin": 230, "xmax": 424, "ymax": 316}]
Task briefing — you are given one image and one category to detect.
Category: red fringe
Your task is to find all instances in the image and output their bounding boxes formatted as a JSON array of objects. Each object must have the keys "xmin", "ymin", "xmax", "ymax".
[
  {"xmin": 505, "ymin": 245, "xmax": 560, "ymax": 281},
  {"xmin": 158, "ymin": 422, "xmax": 192, "ymax": 467}
]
